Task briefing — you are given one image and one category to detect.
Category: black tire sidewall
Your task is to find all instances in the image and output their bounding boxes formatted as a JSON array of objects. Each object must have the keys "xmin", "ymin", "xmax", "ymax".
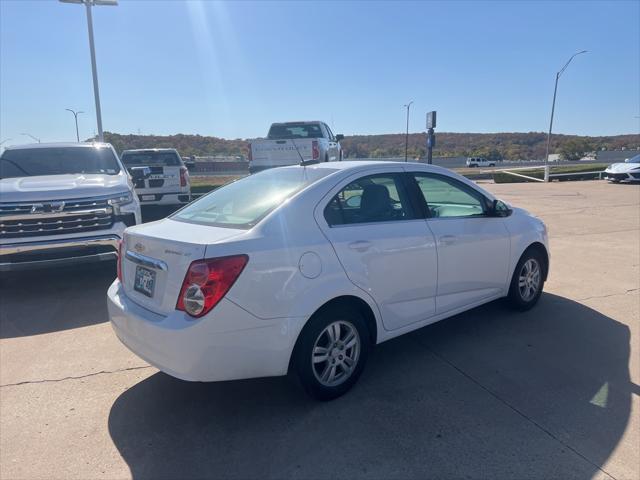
[
  {"xmin": 508, "ymin": 250, "xmax": 545, "ymax": 310},
  {"xmin": 295, "ymin": 306, "xmax": 370, "ymax": 401}
]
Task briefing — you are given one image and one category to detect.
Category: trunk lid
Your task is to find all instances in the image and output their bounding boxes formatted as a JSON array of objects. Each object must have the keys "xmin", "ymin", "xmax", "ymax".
[{"xmin": 121, "ymin": 218, "xmax": 245, "ymax": 315}]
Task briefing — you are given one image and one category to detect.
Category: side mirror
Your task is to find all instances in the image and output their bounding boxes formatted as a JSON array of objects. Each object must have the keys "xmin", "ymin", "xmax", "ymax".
[
  {"xmin": 335, "ymin": 134, "xmax": 345, "ymax": 142},
  {"xmin": 130, "ymin": 166, "xmax": 151, "ymax": 181},
  {"xmin": 491, "ymin": 199, "xmax": 512, "ymax": 217},
  {"xmin": 185, "ymin": 161, "xmax": 196, "ymax": 171}
]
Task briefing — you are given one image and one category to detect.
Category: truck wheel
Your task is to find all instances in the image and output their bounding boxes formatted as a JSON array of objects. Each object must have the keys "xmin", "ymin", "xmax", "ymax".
[{"xmin": 294, "ymin": 306, "xmax": 370, "ymax": 401}]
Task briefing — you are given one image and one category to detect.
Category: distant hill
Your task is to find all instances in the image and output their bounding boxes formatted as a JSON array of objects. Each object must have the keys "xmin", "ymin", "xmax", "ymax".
[{"xmin": 102, "ymin": 131, "xmax": 639, "ymax": 161}]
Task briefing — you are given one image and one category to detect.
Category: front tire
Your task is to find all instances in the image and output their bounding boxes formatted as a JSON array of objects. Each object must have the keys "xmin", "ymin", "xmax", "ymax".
[
  {"xmin": 508, "ymin": 249, "xmax": 545, "ymax": 310},
  {"xmin": 294, "ymin": 306, "xmax": 370, "ymax": 400}
]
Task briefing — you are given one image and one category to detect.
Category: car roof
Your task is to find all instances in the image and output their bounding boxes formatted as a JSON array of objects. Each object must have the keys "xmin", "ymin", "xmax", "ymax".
[
  {"xmin": 277, "ymin": 160, "xmax": 451, "ymax": 174},
  {"xmin": 3, "ymin": 142, "xmax": 112, "ymax": 151},
  {"xmin": 121, "ymin": 148, "xmax": 179, "ymax": 153}
]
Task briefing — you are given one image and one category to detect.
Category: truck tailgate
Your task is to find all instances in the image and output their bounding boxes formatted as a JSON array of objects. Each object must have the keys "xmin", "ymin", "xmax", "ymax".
[{"xmin": 251, "ymin": 139, "xmax": 313, "ymax": 166}]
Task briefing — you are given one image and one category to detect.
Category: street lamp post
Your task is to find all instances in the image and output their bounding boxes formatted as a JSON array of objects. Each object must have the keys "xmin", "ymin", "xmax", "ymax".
[
  {"xmin": 65, "ymin": 109, "xmax": 84, "ymax": 142},
  {"xmin": 544, "ymin": 50, "xmax": 587, "ymax": 182},
  {"xmin": 403, "ymin": 101, "xmax": 413, "ymax": 162},
  {"xmin": 21, "ymin": 133, "xmax": 41, "ymax": 143},
  {"xmin": 59, "ymin": 0, "xmax": 117, "ymax": 142}
]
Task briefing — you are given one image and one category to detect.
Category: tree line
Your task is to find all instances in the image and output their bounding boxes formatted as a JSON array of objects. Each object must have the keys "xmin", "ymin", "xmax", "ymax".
[{"xmin": 101, "ymin": 131, "xmax": 639, "ymax": 161}]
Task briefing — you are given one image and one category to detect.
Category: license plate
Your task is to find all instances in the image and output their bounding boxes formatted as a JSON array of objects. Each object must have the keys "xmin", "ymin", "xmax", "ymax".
[
  {"xmin": 149, "ymin": 174, "xmax": 165, "ymax": 180},
  {"xmin": 134, "ymin": 266, "xmax": 156, "ymax": 297},
  {"xmin": 141, "ymin": 194, "xmax": 155, "ymax": 201}
]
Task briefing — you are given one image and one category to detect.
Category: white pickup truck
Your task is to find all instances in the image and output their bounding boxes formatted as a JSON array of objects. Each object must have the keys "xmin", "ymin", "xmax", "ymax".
[
  {"xmin": 466, "ymin": 157, "xmax": 497, "ymax": 168},
  {"xmin": 248, "ymin": 121, "xmax": 344, "ymax": 173},
  {"xmin": 0, "ymin": 142, "xmax": 141, "ymax": 271}
]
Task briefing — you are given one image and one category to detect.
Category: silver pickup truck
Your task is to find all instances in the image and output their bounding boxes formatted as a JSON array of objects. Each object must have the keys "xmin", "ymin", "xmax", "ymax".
[
  {"xmin": 248, "ymin": 121, "xmax": 344, "ymax": 173},
  {"xmin": 0, "ymin": 142, "xmax": 141, "ymax": 271}
]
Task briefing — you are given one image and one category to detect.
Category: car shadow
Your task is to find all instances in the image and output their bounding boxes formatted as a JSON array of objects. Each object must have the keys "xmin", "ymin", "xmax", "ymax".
[
  {"xmin": 0, "ymin": 262, "xmax": 116, "ymax": 338},
  {"xmin": 108, "ymin": 294, "xmax": 634, "ymax": 479}
]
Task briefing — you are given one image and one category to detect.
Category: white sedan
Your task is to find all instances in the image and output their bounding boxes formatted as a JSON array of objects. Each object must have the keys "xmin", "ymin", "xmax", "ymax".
[
  {"xmin": 108, "ymin": 161, "xmax": 549, "ymax": 400},
  {"xmin": 604, "ymin": 154, "xmax": 640, "ymax": 183}
]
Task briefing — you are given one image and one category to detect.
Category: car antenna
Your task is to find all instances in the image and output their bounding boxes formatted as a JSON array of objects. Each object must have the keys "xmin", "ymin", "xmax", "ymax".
[{"xmin": 291, "ymin": 138, "xmax": 319, "ymax": 167}]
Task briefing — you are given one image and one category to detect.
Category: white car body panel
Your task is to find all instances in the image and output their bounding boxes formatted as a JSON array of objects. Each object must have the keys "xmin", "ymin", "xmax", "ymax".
[
  {"xmin": 604, "ymin": 155, "xmax": 640, "ymax": 182},
  {"xmin": 107, "ymin": 161, "xmax": 549, "ymax": 382}
]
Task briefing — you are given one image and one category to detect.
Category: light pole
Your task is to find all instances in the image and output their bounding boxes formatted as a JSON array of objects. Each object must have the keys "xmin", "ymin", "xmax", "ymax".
[
  {"xmin": 403, "ymin": 101, "xmax": 413, "ymax": 162},
  {"xmin": 21, "ymin": 133, "xmax": 41, "ymax": 143},
  {"xmin": 65, "ymin": 109, "xmax": 84, "ymax": 142},
  {"xmin": 59, "ymin": 0, "xmax": 117, "ymax": 142},
  {"xmin": 544, "ymin": 50, "xmax": 587, "ymax": 182}
]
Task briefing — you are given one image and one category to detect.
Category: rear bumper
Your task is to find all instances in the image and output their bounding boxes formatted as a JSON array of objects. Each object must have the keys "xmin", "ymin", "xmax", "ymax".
[
  {"xmin": 137, "ymin": 192, "xmax": 191, "ymax": 205},
  {"xmin": 107, "ymin": 280, "xmax": 301, "ymax": 382},
  {"xmin": 0, "ymin": 233, "xmax": 122, "ymax": 272}
]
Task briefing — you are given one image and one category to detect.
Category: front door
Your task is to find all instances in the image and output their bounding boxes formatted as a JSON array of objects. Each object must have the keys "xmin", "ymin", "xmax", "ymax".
[{"xmin": 410, "ymin": 172, "xmax": 511, "ymax": 314}]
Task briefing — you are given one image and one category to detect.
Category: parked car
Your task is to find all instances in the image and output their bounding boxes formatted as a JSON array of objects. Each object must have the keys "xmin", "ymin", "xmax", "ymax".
[
  {"xmin": 0, "ymin": 142, "xmax": 141, "ymax": 271},
  {"xmin": 248, "ymin": 121, "xmax": 343, "ymax": 173},
  {"xmin": 120, "ymin": 148, "xmax": 191, "ymax": 206},
  {"xmin": 108, "ymin": 161, "xmax": 549, "ymax": 400},
  {"xmin": 604, "ymin": 154, "xmax": 640, "ymax": 183},
  {"xmin": 466, "ymin": 157, "xmax": 496, "ymax": 167}
]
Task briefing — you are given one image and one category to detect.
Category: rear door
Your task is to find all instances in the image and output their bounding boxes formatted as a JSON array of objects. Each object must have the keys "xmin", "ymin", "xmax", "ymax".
[
  {"xmin": 409, "ymin": 172, "xmax": 510, "ymax": 314},
  {"xmin": 317, "ymin": 170, "xmax": 438, "ymax": 331}
]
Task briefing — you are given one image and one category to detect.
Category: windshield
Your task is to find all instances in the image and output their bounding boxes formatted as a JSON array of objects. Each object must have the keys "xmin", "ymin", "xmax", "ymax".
[
  {"xmin": 172, "ymin": 167, "xmax": 336, "ymax": 229},
  {"xmin": 267, "ymin": 123, "xmax": 324, "ymax": 140},
  {"xmin": 625, "ymin": 154, "xmax": 640, "ymax": 163},
  {"xmin": 0, "ymin": 147, "xmax": 120, "ymax": 179},
  {"xmin": 121, "ymin": 151, "xmax": 181, "ymax": 167}
]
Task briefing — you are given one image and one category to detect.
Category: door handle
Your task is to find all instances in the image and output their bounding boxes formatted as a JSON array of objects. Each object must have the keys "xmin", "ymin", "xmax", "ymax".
[
  {"xmin": 438, "ymin": 235, "xmax": 457, "ymax": 246},
  {"xmin": 348, "ymin": 240, "xmax": 372, "ymax": 252}
]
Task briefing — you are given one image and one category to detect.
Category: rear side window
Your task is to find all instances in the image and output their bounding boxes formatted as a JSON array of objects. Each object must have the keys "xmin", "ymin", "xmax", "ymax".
[
  {"xmin": 324, "ymin": 174, "xmax": 416, "ymax": 226},
  {"xmin": 121, "ymin": 151, "xmax": 181, "ymax": 167},
  {"xmin": 0, "ymin": 147, "xmax": 120, "ymax": 179}
]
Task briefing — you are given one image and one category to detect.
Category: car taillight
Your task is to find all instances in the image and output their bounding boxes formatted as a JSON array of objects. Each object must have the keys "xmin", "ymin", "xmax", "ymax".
[
  {"xmin": 248, "ymin": 143, "xmax": 252, "ymax": 162},
  {"xmin": 312, "ymin": 140, "xmax": 319, "ymax": 160},
  {"xmin": 179, "ymin": 166, "xmax": 189, "ymax": 187},
  {"xmin": 176, "ymin": 255, "xmax": 249, "ymax": 318},
  {"xmin": 117, "ymin": 239, "xmax": 124, "ymax": 282}
]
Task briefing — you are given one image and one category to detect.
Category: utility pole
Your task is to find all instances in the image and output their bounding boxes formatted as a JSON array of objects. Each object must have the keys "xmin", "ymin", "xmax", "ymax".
[
  {"xmin": 426, "ymin": 111, "xmax": 437, "ymax": 164},
  {"xmin": 403, "ymin": 101, "xmax": 413, "ymax": 162},
  {"xmin": 544, "ymin": 50, "xmax": 587, "ymax": 182},
  {"xmin": 59, "ymin": 0, "xmax": 118, "ymax": 142},
  {"xmin": 66, "ymin": 109, "xmax": 84, "ymax": 142}
]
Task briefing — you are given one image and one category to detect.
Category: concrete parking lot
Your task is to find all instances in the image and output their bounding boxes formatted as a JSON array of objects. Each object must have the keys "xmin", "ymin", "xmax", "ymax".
[{"xmin": 1, "ymin": 181, "xmax": 638, "ymax": 480}]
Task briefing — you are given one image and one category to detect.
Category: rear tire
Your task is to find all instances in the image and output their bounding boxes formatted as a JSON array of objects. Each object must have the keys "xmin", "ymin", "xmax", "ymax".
[
  {"xmin": 294, "ymin": 306, "xmax": 370, "ymax": 400},
  {"xmin": 508, "ymin": 249, "xmax": 545, "ymax": 311}
]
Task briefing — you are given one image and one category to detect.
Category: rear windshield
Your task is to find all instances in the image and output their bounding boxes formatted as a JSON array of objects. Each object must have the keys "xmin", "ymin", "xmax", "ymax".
[
  {"xmin": 172, "ymin": 167, "xmax": 336, "ymax": 229},
  {"xmin": 121, "ymin": 151, "xmax": 181, "ymax": 167},
  {"xmin": 268, "ymin": 123, "xmax": 324, "ymax": 140},
  {"xmin": 0, "ymin": 146, "xmax": 120, "ymax": 179}
]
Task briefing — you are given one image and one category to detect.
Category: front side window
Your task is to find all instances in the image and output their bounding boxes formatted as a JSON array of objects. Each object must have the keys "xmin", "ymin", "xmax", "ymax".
[
  {"xmin": 173, "ymin": 167, "xmax": 336, "ymax": 229},
  {"xmin": 413, "ymin": 173, "xmax": 487, "ymax": 218},
  {"xmin": 0, "ymin": 146, "xmax": 120, "ymax": 179},
  {"xmin": 324, "ymin": 173, "xmax": 416, "ymax": 226}
]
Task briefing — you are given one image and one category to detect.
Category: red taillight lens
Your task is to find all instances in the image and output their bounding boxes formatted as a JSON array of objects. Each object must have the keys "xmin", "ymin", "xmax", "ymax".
[
  {"xmin": 179, "ymin": 166, "xmax": 189, "ymax": 187},
  {"xmin": 176, "ymin": 255, "xmax": 249, "ymax": 318},
  {"xmin": 117, "ymin": 239, "xmax": 124, "ymax": 282},
  {"xmin": 312, "ymin": 140, "xmax": 319, "ymax": 160},
  {"xmin": 248, "ymin": 143, "xmax": 252, "ymax": 162}
]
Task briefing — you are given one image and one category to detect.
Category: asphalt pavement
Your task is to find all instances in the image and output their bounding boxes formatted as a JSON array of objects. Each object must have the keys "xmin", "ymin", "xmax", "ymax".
[{"xmin": 0, "ymin": 181, "xmax": 638, "ymax": 480}]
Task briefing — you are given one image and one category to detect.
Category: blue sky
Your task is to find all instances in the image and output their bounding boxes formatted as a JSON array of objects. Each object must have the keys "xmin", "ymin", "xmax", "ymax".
[{"xmin": 1, "ymin": 0, "xmax": 639, "ymax": 145}]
